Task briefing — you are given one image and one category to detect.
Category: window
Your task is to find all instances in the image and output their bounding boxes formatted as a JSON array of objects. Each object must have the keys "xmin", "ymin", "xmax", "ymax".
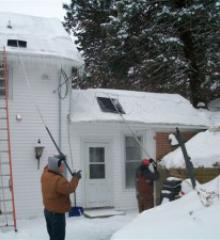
[
  {"xmin": 97, "ymin": 97, "xmax": 125, "ymax": 114},
  {"xmin": 18, "ymin": 40, "xmax": 27, "ymax": 48},
  {"xmin": 7, "ymin": 40, "xmax": 17, "ymax": 47},
  {"xmin": 0, "ymin": 65, "xmax": 13, "ymax": 98},
  {"xmin": 89, "ymin": 147, "xmax": 105, "ymax": 179},
  {"xmin": 125, "ymin": 136, "xmax": 142, "ymax": 188},
  {"xmin": 7, "ymin": 39, "xmax": 27, "ymax": 48}
]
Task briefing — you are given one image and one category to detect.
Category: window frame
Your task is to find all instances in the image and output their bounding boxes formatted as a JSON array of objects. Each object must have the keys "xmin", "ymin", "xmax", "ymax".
[
  {"xmin": 124, "ymin": 135, "xmax": 143, "ymax": 189},
  {"xmin": 7, "ymin": 39, "xmax": 27, "ymax": 48},
  {"xmin": 88, "ymin": 146, "xmax": 106, "ymax": 179},
  {"xmin": 97, "ymin": 97, "xmax": 125, "ymax": 114}
]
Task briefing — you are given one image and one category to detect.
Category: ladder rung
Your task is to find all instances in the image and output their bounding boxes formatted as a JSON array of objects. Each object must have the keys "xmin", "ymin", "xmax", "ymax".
[
  {"xmin": 0, "ymin": 174, "xmax": 10, "ymax": 176},
  {"xmin": 0, "ymin": 198, "xmax": 12, "ymax": 202},
  {"xmin": 1, "ymin": 162, "xmax": 9, "ymax": 165},
  {"xmin": 0, "ymin": 150, "xmax": 9, "ymax": 153},
  {"xmin": 0, "ymin": 225, "xmax": 14, "ymax": 228},
  {"xmin": 0, "ymin": 186, "xmax": 10, "ymax": 189},
  {"xmin": 0, "ymin": 225, "xmax": 15, "ymax": 230},
  {"xmin": 1, "ymin": 211, "xmax": 13, "ymax": 215},
  {"xmin": 0, "ymin": 139, "xmax": 8, "ymax": 141},
  {"xmin": 0, "ymin": 128, "xmax": 7, "ymax": 130},
  {"xmin": 0, "ymin": 107, "xmax": 6, "ymax": 109},
  {"xmin": 0, "ymin": 117, "xmax": 7, "ymax": 120},
  {"xmin": 0, "ymin": 224, "xmax": 14, "ymax": 228}
]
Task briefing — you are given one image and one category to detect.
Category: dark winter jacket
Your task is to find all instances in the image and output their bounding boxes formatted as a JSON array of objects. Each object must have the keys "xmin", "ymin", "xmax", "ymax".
[
  {"xmin": 135, "ymin": 164, "xmax": 159, "ymax": 196},
  {"xmin": 41, "ymin": 167, "xmax": 79, "ymax": 213}
]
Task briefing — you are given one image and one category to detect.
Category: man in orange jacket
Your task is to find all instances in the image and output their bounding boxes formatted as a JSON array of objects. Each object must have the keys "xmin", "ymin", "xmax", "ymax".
[{"xmin": 41, "ymin": 156, "xmax": 81, "ymax": 240}]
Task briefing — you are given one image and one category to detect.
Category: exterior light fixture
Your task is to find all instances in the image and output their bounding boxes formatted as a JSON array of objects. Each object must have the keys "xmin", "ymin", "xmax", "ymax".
[{"xmin": 34, "ymin": 139, "xmax": 44, "ymax": 169}]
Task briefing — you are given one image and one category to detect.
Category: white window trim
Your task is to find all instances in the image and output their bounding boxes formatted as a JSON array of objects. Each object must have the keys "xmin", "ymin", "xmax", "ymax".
[{"xmin": 123, "ymin": 134, "xmax": 144, "ymax": 190}]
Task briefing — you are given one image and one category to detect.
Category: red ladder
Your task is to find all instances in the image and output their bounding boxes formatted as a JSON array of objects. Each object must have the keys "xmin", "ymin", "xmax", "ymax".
[{"xmin": 0, "ymin": 47, "xmax": 17, "ymax": 232}]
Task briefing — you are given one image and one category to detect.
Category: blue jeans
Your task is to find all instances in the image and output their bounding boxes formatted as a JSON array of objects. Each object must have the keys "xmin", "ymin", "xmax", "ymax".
[{"xmin": 44, "ymin": 209, "xmax": 66, "ymax": 240}]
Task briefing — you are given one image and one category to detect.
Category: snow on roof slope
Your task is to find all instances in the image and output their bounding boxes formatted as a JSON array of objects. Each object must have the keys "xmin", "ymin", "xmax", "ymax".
[
  {"xmin": 0, "ymin": 12, "xmax": 83, "ymax": 64},
  {"xmin": 70, "ymin": 88, "xmax": 209, "ymax": 127},
  {"xmin": 111, "ymin": 176, "xmax": 220, "ymax": 240},
  {"xmin": 161, "ymin": 129, "xmax": 220, "ymax": 168}
]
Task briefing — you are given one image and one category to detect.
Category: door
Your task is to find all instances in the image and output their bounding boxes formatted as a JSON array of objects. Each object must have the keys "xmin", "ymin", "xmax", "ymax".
[{"xmin": 84, "ymin": 143, "xmax": 112, "ymax": 208}]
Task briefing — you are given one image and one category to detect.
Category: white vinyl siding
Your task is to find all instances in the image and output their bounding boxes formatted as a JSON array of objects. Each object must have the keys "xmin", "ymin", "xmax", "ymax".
[{"xmin": 7, "ymin": 53, "xmax": 74, "ymax": 218}]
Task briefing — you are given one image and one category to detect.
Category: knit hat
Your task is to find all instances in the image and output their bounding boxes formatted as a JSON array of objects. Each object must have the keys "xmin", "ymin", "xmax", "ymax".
[
  {"xmin": 142, "ymin": 159, "xmax": 150, "ymax": 166},
  {"xmin": 48, "ymin": 156, "xmax": 61, "ymax": 173}
]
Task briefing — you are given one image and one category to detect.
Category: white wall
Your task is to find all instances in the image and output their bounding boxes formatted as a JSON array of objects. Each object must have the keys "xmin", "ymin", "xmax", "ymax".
[
  {"xmin": 7, "ymin": 53, "xmax": 74, "ymax": 221},
  {"xmin": 70, "ymin": 122, "xmax": 156, "ymax": 211}
]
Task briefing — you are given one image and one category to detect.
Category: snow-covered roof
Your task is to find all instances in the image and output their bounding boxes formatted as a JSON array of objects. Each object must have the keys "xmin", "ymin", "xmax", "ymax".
[
  {"xmin": 161, "ymin": 129, "xmax": 220, "ymax": 168},
  {"xmin": 0, "ymin": 12, "xmax": 83, "ymax": 64},
  {"xmin": 70, "ymin": 88, "xmax": 209, "ymax": 127}
]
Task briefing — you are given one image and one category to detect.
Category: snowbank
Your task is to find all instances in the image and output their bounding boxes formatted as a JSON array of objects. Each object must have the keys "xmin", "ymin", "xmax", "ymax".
[
  {"xmin": 111, "ymin": 176, "xmax": 220, "ymax": 240},
  {"xmin": 161, "ymin": 129, "xmax": 220, "ymax": 168}
]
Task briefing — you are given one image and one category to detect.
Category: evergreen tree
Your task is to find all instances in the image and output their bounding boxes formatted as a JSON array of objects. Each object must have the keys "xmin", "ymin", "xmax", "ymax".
[
  {"xmin": 63, "ymin": 0, "xmax": 113, "ymax": 88},
  {"xmin": 64, "ymin": 0, "xmax": 220, "ymax": 107}
]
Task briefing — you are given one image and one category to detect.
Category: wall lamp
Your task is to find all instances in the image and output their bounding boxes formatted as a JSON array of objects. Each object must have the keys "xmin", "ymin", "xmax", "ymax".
[{"xmin": 35, "ymin": 139, "xmax": 44, "ymax": 169}]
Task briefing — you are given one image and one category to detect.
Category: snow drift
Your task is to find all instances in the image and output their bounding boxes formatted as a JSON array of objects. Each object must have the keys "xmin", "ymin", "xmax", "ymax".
[{"xmin": 111, "ymin": 176, "xmax": 220, "ymax": 240}]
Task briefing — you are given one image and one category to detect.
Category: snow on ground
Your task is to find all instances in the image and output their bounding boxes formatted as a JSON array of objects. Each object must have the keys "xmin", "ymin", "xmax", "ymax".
[
  {"xmin": 5, "ymin": 177, "xmax": 219, "ymax": 240},
  {"xmin": 161, "ymin": 129, "xmax": 220, "ymax": 168},
  {"xmin": 1, "ymin": 210, "xmax": 137, "ymax": 240},
  {"xmin": 111, "ymin": 176, "xmax": 220, "ymax": 240}
]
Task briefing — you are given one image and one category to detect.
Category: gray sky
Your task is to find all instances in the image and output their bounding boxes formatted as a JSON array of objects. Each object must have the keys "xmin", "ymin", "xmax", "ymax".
[{"xmin": 0, "ymin": 0, "xmax": 70, "ymax": 20}]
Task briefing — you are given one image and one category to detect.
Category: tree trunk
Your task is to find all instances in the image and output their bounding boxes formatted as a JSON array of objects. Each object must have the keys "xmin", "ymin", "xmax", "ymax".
[{"xmin": 173, "ymin": 0, "xmax": 203, "ymax": 107}]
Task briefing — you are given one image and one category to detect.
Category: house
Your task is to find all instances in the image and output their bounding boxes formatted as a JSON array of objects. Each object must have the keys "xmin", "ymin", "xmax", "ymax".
[
  {"xmin": 69, "ymin": 88, "xmax": 209, "ymax": 210},
  {"xmin": 0, "ymin": 12, "xmax": 212, "ymax": 224},
  {"xmin": 0, "ymin": 12, "xmax": 83, "ymax": 223}
]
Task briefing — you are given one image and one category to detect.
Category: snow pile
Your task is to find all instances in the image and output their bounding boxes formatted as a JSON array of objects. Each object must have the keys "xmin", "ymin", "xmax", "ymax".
[
  {"xmin": 71, "ymin": 89, "xmax": 209, "ymax": 127},
  {"xmin": 111, "ymin": 176, "xmax": 220, "ymax": 240},
  {"xmin": 161, "ymin": 129, "xmax": 220, "ymax": 168}
]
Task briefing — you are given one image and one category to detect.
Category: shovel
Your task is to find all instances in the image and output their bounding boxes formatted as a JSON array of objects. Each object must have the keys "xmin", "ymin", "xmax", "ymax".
[{"xmin": 69, "ymin": 191, "xmax": 84, "ymax": 217}]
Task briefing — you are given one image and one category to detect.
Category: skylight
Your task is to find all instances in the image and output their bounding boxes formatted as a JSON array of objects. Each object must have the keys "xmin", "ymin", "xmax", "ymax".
[{"xmin": 97, "ymin": 97, "xmax": 125, "ymax": 114}]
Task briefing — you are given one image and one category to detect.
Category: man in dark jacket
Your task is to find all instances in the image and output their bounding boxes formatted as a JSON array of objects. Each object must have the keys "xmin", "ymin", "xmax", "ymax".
[
  {"xmin": 135, "ymin": 159, "xmax": 159, "ymax": 212},
  {"xmin": 41, "ymin": 156, "xmax": 81, "ymax": 240}
]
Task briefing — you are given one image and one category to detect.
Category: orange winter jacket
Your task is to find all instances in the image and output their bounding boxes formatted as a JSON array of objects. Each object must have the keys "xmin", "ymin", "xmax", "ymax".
[{"xmin": 41, "ymin": 167, "xmax": 79, "ymax": 213}]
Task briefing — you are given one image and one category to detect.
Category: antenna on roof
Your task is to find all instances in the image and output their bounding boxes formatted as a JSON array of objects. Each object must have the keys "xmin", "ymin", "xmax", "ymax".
[
  {"xmin": 207, "ymin": 98, "xmax": 220, "ymax": 112},
  {"xmin": 7, "ymin": 20, "xmax": 12, "ymax": 29}
]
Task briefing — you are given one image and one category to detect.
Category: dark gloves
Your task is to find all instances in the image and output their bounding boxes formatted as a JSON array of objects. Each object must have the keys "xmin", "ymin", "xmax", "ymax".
[
  {"xmin": 72, "ymin": 170, "xmax": 82, "ymax": 179},
  {"xmin": 55, "ymin": 154, "xmax": 66, "ymax": 167},
  {"xmin": 149, "ymin": 158, "xmax": 154, "ymax": 163},
  {"xmin": 149, "ymin": 158, "xmax": 158, "ymax": 169}
]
